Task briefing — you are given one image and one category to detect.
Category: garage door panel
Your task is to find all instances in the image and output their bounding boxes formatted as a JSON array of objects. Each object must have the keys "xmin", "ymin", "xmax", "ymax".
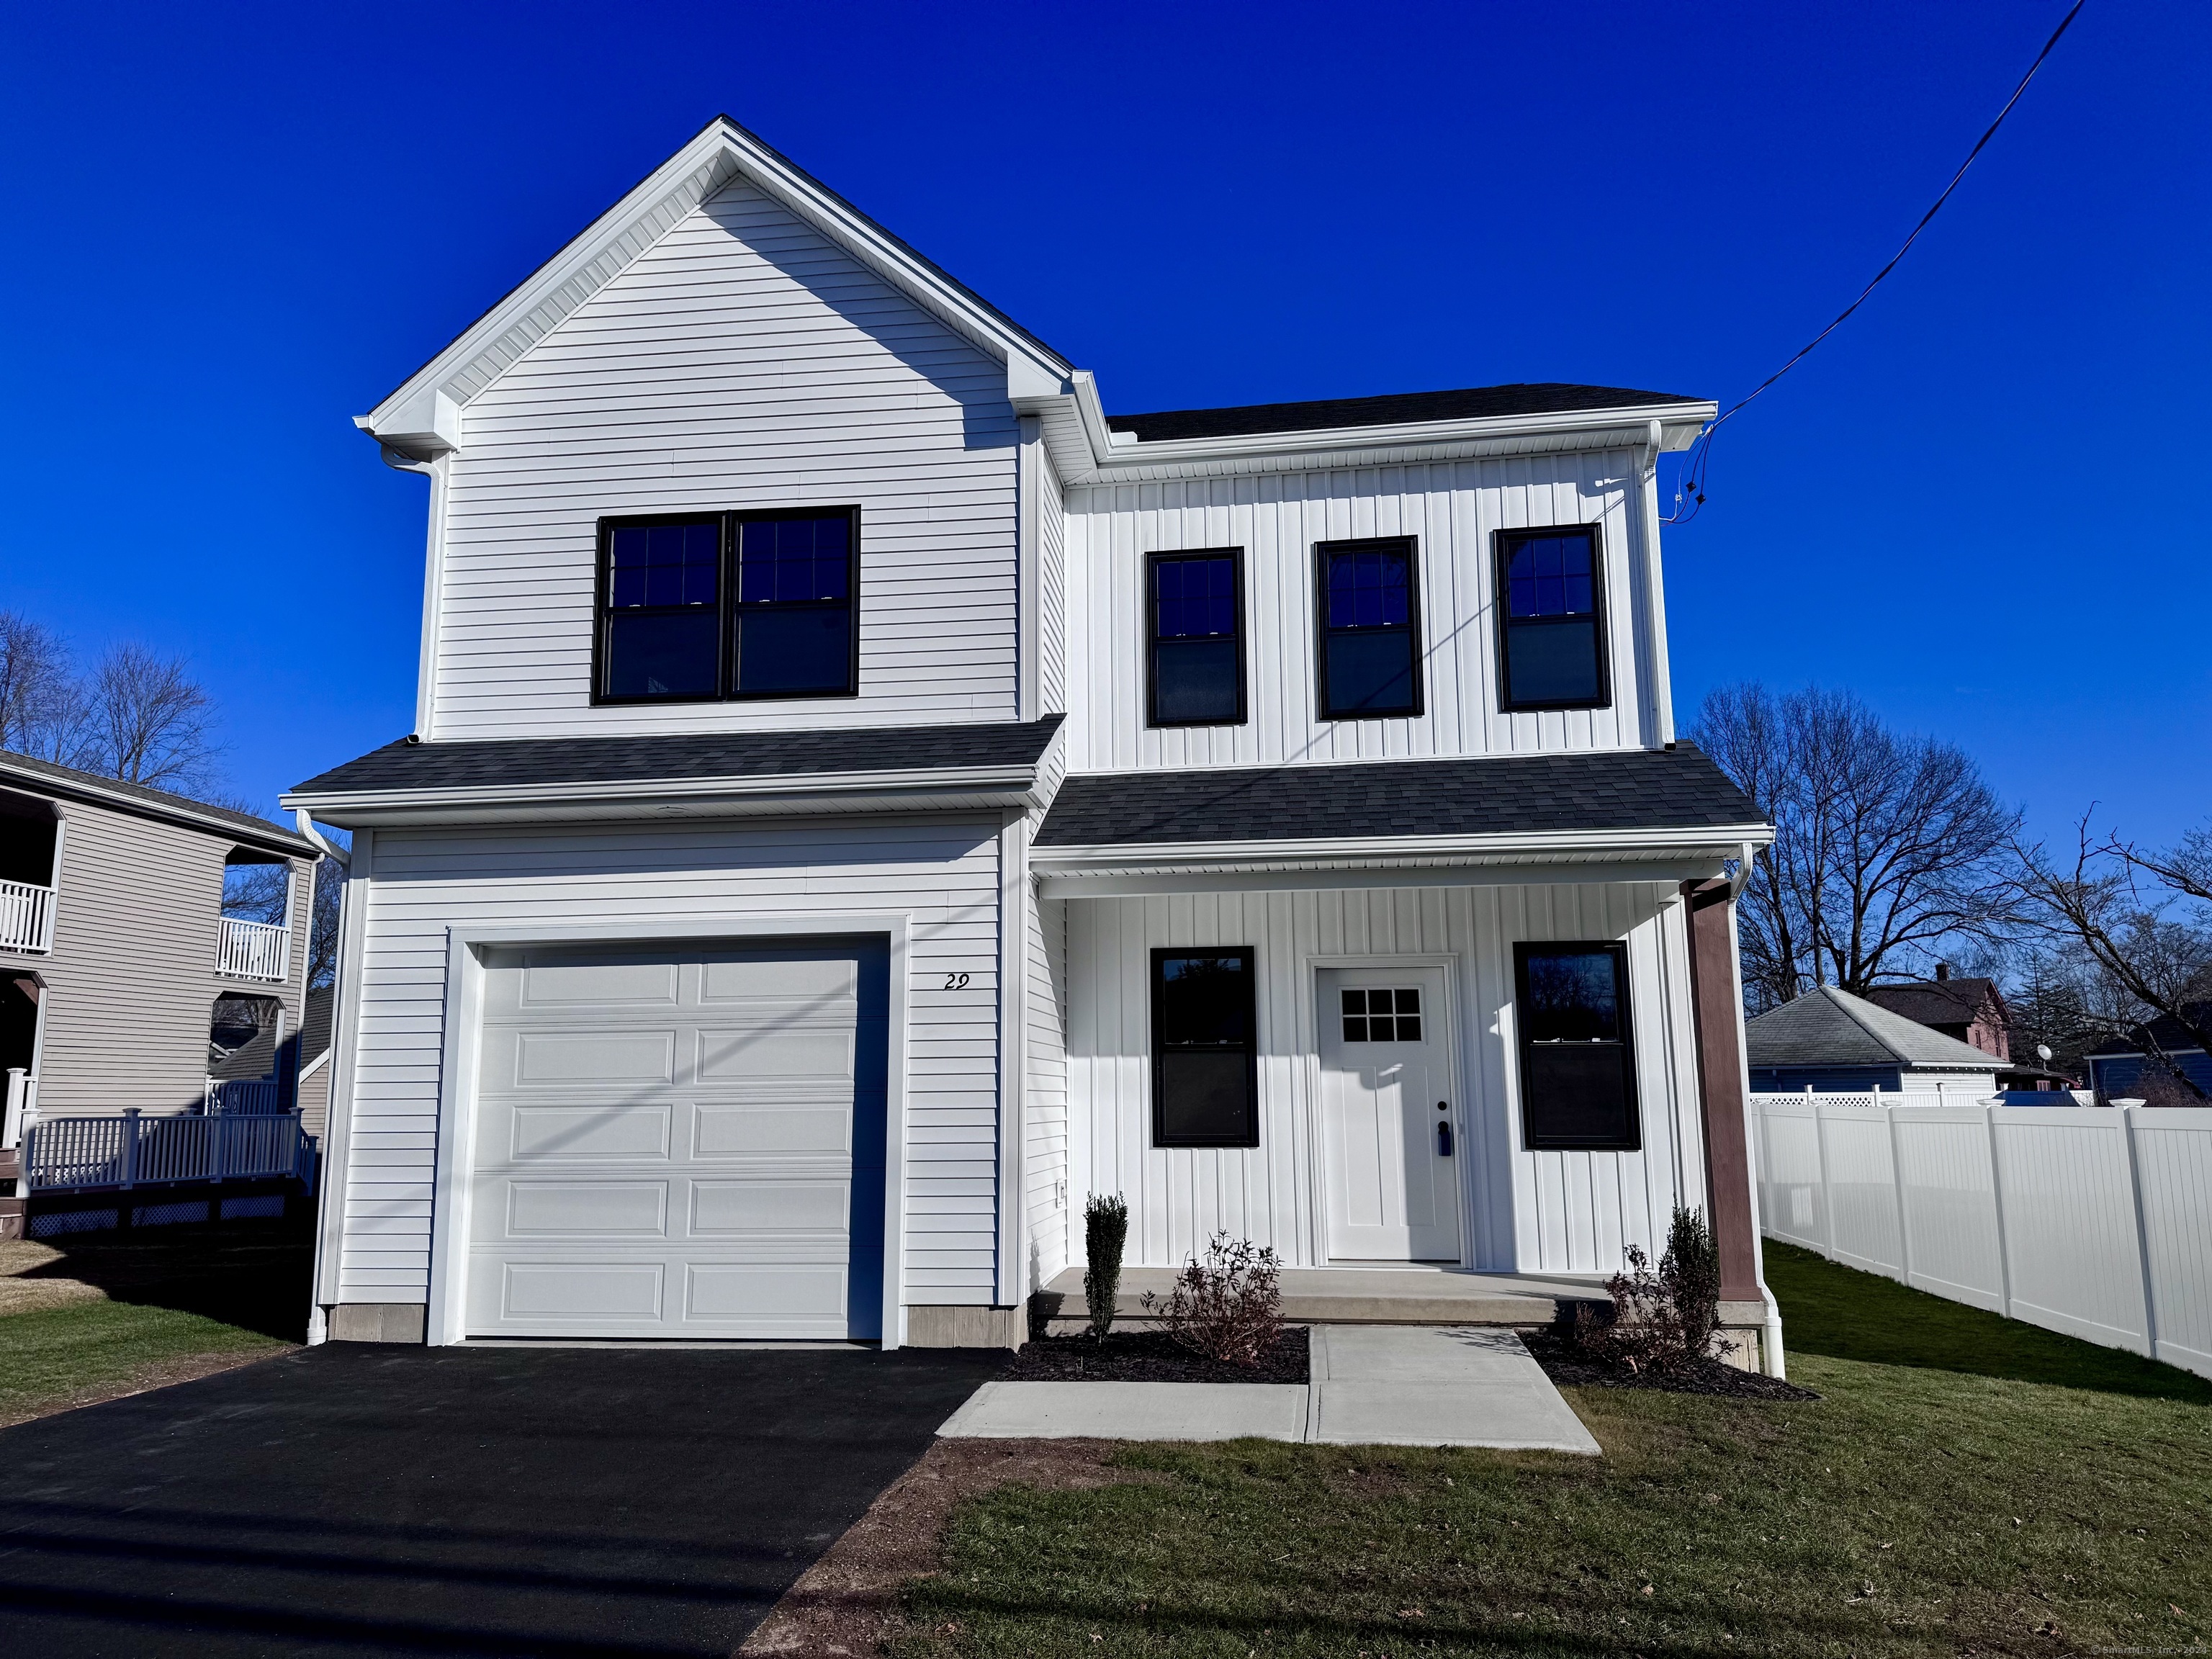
[
  {"xmin": 504, "ymin": 1181, "xmax": 670, "ymax": 1238},
  {"xmin": 693, "ymin": 1102, "xmax": 852, "ymax": 1157},
  {"xmin": 465, "ymin": 938, "xmax": 887, "ymax": 1340},
  {"xmin": 695, "ymin": 1025, "xmax": 854, "ymax": 1082},
  {"xmin": 691, "ymin": 1179, "xmax": 848, "ymax": 1235},
  {"xmin": 516, "ymin": 959, "xmax": 680, "ymax": 1009},
  {"xmin": 491, "ymin": 1102, "xmax": 675, "ymax": 1163},
  {"xmin": 498, "ymin": 1262, "xmax": 666, "ymax": 1320},
  {"xmin": 685, "ymin": 1265, "xmax": 846, "ymax": 1320}
]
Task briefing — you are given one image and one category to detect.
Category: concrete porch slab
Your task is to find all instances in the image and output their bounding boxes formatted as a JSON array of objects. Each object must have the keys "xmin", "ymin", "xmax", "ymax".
[
  {"xmin": 937, "ymin": 1380, "xmax": 1308, "ymax": 1442},
  {"xmin": 1039, "ymin": 1264, "xmax": 1606, "ymax": 1334},
  {"xmin": 1308, "ymin": 1326, "xmax": 1601, "ymax": 1453}
]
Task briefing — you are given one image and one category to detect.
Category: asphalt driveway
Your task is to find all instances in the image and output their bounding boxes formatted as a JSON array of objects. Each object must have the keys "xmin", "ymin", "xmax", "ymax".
[{"xmin": 0, "ymin": 1341, "xmax": 1005, "ymax": 1657}]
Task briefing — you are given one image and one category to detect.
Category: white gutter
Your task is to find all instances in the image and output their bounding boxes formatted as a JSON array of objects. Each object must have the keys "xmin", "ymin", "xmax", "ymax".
[
  {"xmin": 293, "ymin": 810, "xmax": 349, "ymax": 868},
  {"xmin": 1032, "ymin": 822, "xmax": 1774, "ymax": 874}
]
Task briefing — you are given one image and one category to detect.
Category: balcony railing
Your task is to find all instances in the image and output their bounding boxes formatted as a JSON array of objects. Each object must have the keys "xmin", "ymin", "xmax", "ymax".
[
  {"xmin": 24, "ymin": 1109, "xmax": 315, "ymax": 1192},
  {"xmin": 1, "ymin": 879, "xmax": 55, "ymax": 954},
  {"xmin": 216, "ymin": 917, "xmax": 291, "ymax": 981}
]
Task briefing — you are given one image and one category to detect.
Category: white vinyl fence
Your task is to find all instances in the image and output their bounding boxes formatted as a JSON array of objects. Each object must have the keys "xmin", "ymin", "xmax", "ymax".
[{"xmin": 1754, "ymin": 1096, "xmax": 2212, "ymax": 1380}]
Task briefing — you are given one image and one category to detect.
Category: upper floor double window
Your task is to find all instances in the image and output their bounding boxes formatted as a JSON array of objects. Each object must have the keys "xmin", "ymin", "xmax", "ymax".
[{"xmin": 596, "ymin": 508, "xmax": 859, "ymax": 703}]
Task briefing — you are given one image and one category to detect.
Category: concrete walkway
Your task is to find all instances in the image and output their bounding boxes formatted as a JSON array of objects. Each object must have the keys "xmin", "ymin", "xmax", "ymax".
[{"xmin": 938, "ymin": 1326, "xmax": 1599, "ymax": 1454}]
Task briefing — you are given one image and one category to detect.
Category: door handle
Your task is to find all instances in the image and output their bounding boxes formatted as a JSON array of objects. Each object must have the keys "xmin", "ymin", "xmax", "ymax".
[{"xmin": 1437, "ymin": 1121, "xmax": 1454, "ymax": 1156}]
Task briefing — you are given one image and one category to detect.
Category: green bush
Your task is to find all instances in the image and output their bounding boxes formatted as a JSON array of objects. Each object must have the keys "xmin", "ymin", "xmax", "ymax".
[{"xmin": 1082, "ymin": 1192, "xmax": 1128, "ymax": 1341}]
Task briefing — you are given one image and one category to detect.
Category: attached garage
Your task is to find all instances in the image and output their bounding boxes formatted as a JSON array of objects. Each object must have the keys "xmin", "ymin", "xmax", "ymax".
[{"xmin": 460, "ymin": 938, "xmax": 889, "ymax": 1341}]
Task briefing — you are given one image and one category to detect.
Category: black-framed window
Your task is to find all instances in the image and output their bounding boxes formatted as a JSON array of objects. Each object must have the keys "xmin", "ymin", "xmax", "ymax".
[
  {"xmin": 1146, "ymin": 549, "xmax": 1246, "ymax": 726},
  {"xmin": 596, "ymin": 507, "xmax": 860, "ymax": 703},
  {"xmin": 1496, "ymin": 526, "xmax": 1608, "ymax": 710},
  {"xmin": 1515, "ymin": 943, "xmax": 1639, "ymax": 1150},
  {"xmin": 1316, "ymin": 536, "xmax": 1422, "ymax": 719},
  {"xmin": 1151, "ymin": 948, "xmax": 1259, "ymax": 1148}
]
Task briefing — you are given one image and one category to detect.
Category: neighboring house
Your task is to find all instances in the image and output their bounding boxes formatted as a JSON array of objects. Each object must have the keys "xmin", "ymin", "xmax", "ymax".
[
  {"xmin": 2085, "ymin": 1007, "xmax": 2212, "ymax": 1103},
  {"xmin": 1861, "ymin": 966, "xmax": 2069, "ymax": 1091},
  {"xmin": 1745, "ymin": 984, "xmax": 2001, "ymax": 1096},
  {"xmin": 284, "ymin": 116, "xmax": 1779, "ymax": 1357},
  {"xmin": 292, "ymin": 985, "xmax": 334, "ymax": 1140},
  {"xmin": 0, "ymin": 750, "xmax": 320, "ymax": 1235}
]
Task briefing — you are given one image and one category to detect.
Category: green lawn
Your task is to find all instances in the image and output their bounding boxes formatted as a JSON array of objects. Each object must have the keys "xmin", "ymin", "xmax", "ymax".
[
  {"xmin": 0, "ymin": 1298, "xmax": 286, "ymax": 1422},
  {"xmin": 898, "ymin": 1243, "xmax": 2212, "ymax": 1657}
]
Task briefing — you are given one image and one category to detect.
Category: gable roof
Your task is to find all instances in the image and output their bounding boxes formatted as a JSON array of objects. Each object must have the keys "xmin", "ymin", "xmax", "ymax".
[
  {"xmin": 361, "ymin": 115, "xmax": 1075, "ymax": 459},
  {"xmin": 0, "ymin": 748, "xmax": 314, "ymax": 858},
  {"xmin": 1107, "ymin": 385, "xmax": 1703, "ymax": 444},
  {"xmin": 1745, "ymin": 984, "xmax": 2002, "ymax": 1074},
  {"xmin": 1861, "ymin": 977, "xmax": 2005, "ymax": 1031},
  {"xmin": 2085, "ymin": 1004, "xmax": 2212, "ymax": 1058}
]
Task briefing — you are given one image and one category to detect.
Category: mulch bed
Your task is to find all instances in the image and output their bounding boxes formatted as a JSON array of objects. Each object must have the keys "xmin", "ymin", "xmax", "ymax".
[
  {"xmin": 1520, "ymin": 1328, "xmax": 1820, "ymax": 1401},
  {"xmin": 1001, "ymin": 1327, "xmax": 1310, "ymax": 1384}
]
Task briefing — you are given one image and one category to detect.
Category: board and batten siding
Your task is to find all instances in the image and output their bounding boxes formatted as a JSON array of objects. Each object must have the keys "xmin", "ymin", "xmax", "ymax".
[
  {"xmin": 1062, "ymin": 451, "xmax": 1655, "ymax": 772},
  {"xmin": 332, "ymin": 817, "xmax": 1006, "ymax": 1306},
  {"xmin": 431, "ymin": 176, "xmax": 1021, "ymax": 742},
  {"xmin": 1064, "ymin": 881, "xmax": 1706, "ymax": 1276},
  {"xmin": 3, "ymin": 796, "xmax": 309, "ymax": 1117}
]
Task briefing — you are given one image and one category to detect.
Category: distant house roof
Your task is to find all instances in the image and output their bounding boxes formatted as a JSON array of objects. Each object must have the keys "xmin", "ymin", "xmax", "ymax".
[
  {"xmin": 2086, "ymin": 1003, "xmax": 2212, "ymax": 1058},
  {"xmin": 1745, "ymin": 985, "xmax": 2003, "ymax": 1074},
  {"xmin": 1861, "ymin": 976, "xmax": 2003, "ymax": 1030},
  {"xmin": 1105, "ymin": 383, "xmax": 1701, "ymax": 444},
  {"xmin": 0, "ymin": 748, "xmax": 313, "ymax": 858}
]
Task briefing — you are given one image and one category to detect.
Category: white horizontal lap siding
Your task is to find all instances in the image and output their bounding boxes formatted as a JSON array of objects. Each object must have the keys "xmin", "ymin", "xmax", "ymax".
[
  {"xmin": 1063, "ymin": 451, "xmax": 1646, "ymax": 771},
  {"xmin": 1065, "ymin": 881, "xmax": 1700, "ymax": 1274},
  {"xmin": 1022, "ymin": 887, "xmax": 1069, "ymax": 1287},
  {"xmin": 434, "ymin": 179, "xmax": 1020, "ymax": 741},
  {"xmin": 335, "ymin": 817, "xmax": 1005, "ymax": 1305}
]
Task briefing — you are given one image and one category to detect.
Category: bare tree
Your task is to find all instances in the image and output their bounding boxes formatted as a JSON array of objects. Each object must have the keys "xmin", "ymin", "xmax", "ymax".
[
  {"xmin": 305, "ymin": 834, "xmax": 351, "ymax": 991},
  {"xmin": 81, "ymin": 642, "xmax": 223, "ymax": 792},
  {"xmin": 1692, "ymin": 683, "xmax": 2020, "ymax": 1010},
  {"xmin": 2010, "ymin": 816, "xmax": 2212, "ymax": 1097},
  {"xmin": 0, "ymin": 611, "xmax": 90, "ymax": 763}
]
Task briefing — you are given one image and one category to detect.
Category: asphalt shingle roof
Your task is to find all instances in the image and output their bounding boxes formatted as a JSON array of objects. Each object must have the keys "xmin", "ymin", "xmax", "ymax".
[
  {"xmin": 0, "ymin": 747, "xmax": 307, "ymax": 850},
  {"xmin": 1861, "ymin": 977, "xmax": 2001, "ymax": 1030},
  {"xmin": 1745, "ymin": 984, "xmax": 2001, "ymax": 1072},
  {"xmin": 289, "ymin": 716, "xmax": 1065, "ymax": 796},
  {"xmin": 1033, "ymin": 745, "xmax": 1759, "ymax": 848},
  {"xmin": 1105, "ymin": 384, "xmax": 1704, "ymax": 444}
]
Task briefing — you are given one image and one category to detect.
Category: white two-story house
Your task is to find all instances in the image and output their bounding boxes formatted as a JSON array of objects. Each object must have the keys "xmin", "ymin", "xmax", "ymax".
[{"xmin": 286, "ymin": 116, "xmax": 1781, "ymax": 1366}]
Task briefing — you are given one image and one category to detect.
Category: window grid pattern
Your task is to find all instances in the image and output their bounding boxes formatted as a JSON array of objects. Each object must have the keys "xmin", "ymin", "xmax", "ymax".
[
  {"xmin": 1154, "ymin": 555, "xmax": 1236, "ymax": 640},
  {"xmin": 1341, "ymin": 986, "xmax": 1421, "ymax": 1043},
  {"xmin": 1505, "ymin": 534, "xmax": 1596, "ymax": 619}
]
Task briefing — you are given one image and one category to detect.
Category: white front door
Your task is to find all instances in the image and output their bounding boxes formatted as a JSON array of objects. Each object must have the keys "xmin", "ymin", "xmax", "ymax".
[
  {"xmin": 464, "ymin": 940, "xmax": 887, "ymax": 1340},
  {"xmin": 1318, "ymin": 966, "xmax": 1462, "ymax": 1263}
]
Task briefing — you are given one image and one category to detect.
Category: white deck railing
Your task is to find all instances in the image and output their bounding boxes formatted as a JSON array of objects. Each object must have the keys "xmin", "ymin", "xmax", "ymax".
[
  {"xmin": 1755, "ymin": 1097, "xmax": 2212, "ymax": 1380},
  {"xmin": 24, "ymin": 1109, "xmax": 315, "ymax": 1192},
  {"xmin": 216, "ymin": 917, "xmax": 290, "ymax": 981},
  {"xmin": 0, "ymin": 878, "xmax": 55, "ymax": 953}
]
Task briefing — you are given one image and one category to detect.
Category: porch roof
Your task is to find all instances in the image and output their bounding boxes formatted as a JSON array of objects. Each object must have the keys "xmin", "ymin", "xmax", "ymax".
[{"xmin": 1035, "ymin": 745, "xmax": 1761, "ymax": 848}]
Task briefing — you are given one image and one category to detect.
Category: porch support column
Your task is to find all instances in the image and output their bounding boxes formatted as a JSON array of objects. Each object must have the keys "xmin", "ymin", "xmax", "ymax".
[{"xmin": 1681, "ymin": 879, "xmax": 1763, "ymax": 1308}]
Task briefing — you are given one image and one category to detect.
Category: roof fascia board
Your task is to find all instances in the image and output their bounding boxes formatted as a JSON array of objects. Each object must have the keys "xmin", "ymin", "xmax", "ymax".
[
  {"xmin": 1032, "ymin": 822, "xmax": 1772, "ymax": 873},
  {"xmin": 362, "ymin": 120, "xmax": 1072, "ymax": 458},
  {"xmin": 0, "ymin": 760, "xmax": 315, "ymax": 857}
]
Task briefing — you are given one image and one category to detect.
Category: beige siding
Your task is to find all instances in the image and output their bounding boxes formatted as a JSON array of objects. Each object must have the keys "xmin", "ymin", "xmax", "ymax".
[
  {"xmin": 1064, "ymin": 881, "xmax": 1705, "ymax": 1276},
  {"xmin": 4, "ymin": 796, "xmax": 310, "ymax": 1117},
  {"xmin": 433, "ymin": 176, "xmax": 1021, "ymax": 742},
  {"xmin": 333, "ymin": 816, "xmax": 1005, "ymax": 1305}
]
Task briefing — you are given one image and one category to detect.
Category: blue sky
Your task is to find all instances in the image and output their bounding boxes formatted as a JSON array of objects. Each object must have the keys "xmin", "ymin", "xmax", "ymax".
[{"xmin": 2, "ymin": 1, "xmax": 2203, "ymax": 845}]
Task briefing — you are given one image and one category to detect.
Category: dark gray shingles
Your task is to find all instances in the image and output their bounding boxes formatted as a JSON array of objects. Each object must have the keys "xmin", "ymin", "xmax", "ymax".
[
  {"xmin": 289, "ymin": 716, "xmax": 1064, "ymax": 796},
  {"xmin": 1033, "ymin": 744, "xmax": 1760, "ymax": 847},
  {"xmin": 1106, "ymin": 384, "xmax": 1704, "ymax": 444},
  {"xmin": 1745, "ymin": 991, "xmax": 1899, "ymax": 1069}
]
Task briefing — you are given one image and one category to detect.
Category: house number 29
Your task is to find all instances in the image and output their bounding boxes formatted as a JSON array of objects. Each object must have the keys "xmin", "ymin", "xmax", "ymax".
[{"xmin": 943, "ymin": 972, "xmax": 971, "ymax": 991}]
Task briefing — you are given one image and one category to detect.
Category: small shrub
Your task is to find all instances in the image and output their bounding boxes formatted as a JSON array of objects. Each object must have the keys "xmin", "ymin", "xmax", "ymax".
[
  {"xmin": 1572, "ymin": 1205, "xmax": 1732, "ymax": 1374},
  {"xmin": 1141, "ymin": 1232, "xmax": 1284, "ymax": 1366},
  {"xmin": 1083, "ymin": 1193, "xmax": 1129, "ymax": 1341}
]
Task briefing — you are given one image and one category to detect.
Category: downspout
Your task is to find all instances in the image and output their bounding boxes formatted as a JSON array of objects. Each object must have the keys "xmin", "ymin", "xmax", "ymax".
[
  {"xmin": 1637, "ymin": 419, "xmax": 1678, "ymax": 745},
  {"xmin": 381, "ymin": 444, "xmax": 448, "ymax": 741}
]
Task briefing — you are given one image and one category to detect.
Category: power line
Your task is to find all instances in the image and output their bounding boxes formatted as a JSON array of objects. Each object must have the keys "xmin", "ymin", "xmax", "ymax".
[{"xmin": 1668, "ymin": 0, "xmax": 2088, "ymax": 525}]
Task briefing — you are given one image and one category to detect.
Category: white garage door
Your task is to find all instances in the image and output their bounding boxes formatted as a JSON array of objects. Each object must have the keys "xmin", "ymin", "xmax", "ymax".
[{"xmin": 464, "ymin": 939, "xmax": 888, "ymax": 1340}]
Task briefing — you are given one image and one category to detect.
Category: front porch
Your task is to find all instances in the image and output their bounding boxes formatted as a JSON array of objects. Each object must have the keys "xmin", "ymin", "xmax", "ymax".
[{"xmin": 1037, "ymin": 1263, "xmax": 1607, "ymax": 1335}]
